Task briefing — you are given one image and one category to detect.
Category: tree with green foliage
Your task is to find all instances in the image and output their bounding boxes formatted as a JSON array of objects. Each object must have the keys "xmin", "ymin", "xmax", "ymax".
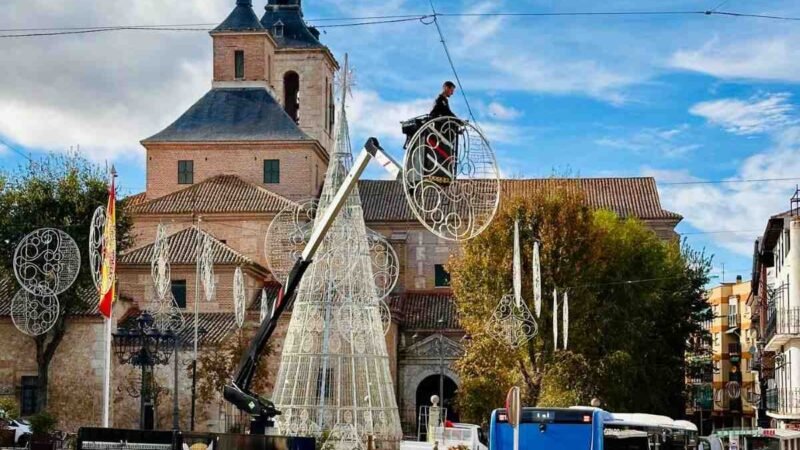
[
  {"xmin": 0, "ymin": 153, "xmax": 133, "ymax": 411},
  {"xmin": 450, "ymin": 184, "xmax": 710, "ymax": 423}
]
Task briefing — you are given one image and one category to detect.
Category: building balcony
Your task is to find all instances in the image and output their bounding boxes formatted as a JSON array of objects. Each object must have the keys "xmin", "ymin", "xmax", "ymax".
[
  {"xmin": 766, "ymin": 388, "xmax": 800, "ymax": 419},
  {"xmin": 765, "ymin": 307, "xmax": 800, "ymax": 351}
]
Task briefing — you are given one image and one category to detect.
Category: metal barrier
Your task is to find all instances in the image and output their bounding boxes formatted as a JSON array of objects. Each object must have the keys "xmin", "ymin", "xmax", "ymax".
[{"xmin": 77, "ymin": 428, "xmax": 315, "ymax": 450}]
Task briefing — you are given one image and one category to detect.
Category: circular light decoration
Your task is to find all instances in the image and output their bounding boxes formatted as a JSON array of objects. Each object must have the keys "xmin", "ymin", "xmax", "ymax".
[
  {"xmin": 147, "ymin": 290, "xmax": 186, "ymax": 333},
  {"xmin": 89, "ymin": 206, "xmax": 106, "ymax": 292},
  {"xmin": 486, "ymin": 294, "xmax": 538, "ymax": 349},
  {"xmin": 233, "ymin": 266, "xmax": 246, "ymax": 328},
  {"xmin": 151, "ymin": 224, "xmax": 171, "ymax": 302},
  {"xmin": 726, "ymin": 381, "xmax": 741, "ymax": 400},
  {"xmin": 200, "ymin": 234, "xmax": 215, "ymax": 302},
  {"xmin": 402, "ymin": 117, "xmax": 500, "ymax": 242},
  {"xmin": 265, "ymin": 199, "xmax": 318, "ymax": 286},
  {"xmin": 266, "ymin": 201, "xmax": 399, "ymax": 301},
  {"xmin": 13, "ymin": 228, "xmax": 81, "ymax": 296},
  {"xmin": 10, "ymin": 288, "xmax": 60, "ymax": 336},
  {"xmin": 366, "ymin": 230, "xmax": 399, "ymax": 301}
]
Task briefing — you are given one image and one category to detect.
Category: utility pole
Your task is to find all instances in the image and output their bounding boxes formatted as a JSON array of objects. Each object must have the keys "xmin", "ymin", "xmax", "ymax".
[{"xmin": 191, "ymin": 216, "xmax": 202, "ymax": 430}]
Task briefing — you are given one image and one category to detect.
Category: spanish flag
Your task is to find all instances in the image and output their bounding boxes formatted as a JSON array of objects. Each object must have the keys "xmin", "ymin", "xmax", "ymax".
[{"xmin": 98, "ymin": 175, "xmax": 117, "ymax": 319}]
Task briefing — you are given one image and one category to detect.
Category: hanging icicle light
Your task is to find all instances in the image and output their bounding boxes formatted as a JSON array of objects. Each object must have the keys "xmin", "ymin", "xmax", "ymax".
[
  {"xmin": 552, "ymin": 289, "xmax": 559, "ymax": 351},
  {"xmin": 486, "ymin": 219, "xmax": 537, "ymax": 349},
  {"xmin": 532, "ymin": 241, "xmax": 541, "ymax": 318},
  {"xmin": 563, "ymin": 291, "xmax": 569, "ymax": 350},
  {"xmin": 259, "ymin": 288, "xmax": 269, "ymax": 324},
  {"xmin": 513, "ymin": 221, "xmax": 522, "ymax": 305},
  {"xmin": 233, "ymin": 266, "xmax": 246, "ymax": 328}
]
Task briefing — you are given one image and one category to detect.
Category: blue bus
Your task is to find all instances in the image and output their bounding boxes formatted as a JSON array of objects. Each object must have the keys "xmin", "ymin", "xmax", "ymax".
[{"xmin": 489, "ymin": 407, "xmax": 699, "ymax": 450}]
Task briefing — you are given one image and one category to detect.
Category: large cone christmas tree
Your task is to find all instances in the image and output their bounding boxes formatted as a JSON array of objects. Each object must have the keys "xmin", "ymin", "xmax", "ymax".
[{"xmin": 272, "ymin": 61, "xmax": 402, "ymax": 448}]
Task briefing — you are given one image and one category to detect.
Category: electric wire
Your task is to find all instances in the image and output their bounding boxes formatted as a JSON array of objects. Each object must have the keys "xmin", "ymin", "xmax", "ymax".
[
  {"xmin": 660, "ymin": 177, "xmax": 800, "ymax": 185},
  {"xmin": 4, "ymin": 8, "xmax": 798, "ymax": 38},
  {"xmin": 0, "ymin": 137, "xmax": 32, "ymax": 162},
  {"xmin": 428, "ymin": 0, "xmax": 477, "ymax": 123}
]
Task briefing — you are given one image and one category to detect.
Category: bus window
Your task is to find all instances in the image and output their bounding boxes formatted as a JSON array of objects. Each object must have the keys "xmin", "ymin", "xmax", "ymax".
[{"xmin": 604, "ymin": 429, "xmax": 650, "ymax": 450}]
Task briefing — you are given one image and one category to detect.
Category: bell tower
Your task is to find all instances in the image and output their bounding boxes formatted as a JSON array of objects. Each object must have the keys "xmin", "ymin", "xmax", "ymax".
[
  {"xmin": 211, "ymin": 0, "xmax": 276, "ymax": 88},
  {"xmin": 262, "ymin": 0, "xmax": 337, "ymax": 152}
]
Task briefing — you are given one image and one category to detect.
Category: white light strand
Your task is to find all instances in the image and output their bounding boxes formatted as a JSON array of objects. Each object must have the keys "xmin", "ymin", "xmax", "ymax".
[
  {"xmin": 200, "ymin": 234, "xmax": 215, "ymax": 302},
  {"xmin": 151, "ymin": 224, "xmax": 171, "ymax": 302},
  {"xmin": 533, "ymin": 241, "xmax": 541, "ymax": 318},
  {"xmin": 260, "ymin": 288, "xmax": 269, "ymax": 324},
  {"xmin": 513, "ymin": 220, "xmax": 522, "ymax": 308},
  {"xmin": 563, "ymin": 291, "xmax": 569, "ymax": 350},
  {"xmin": 553, "ymin": 288, "xmax": 558, "ymax": 352},
  {"xmin": 233, "ymin": 266, "xmax": 246, "ymax": 328}
]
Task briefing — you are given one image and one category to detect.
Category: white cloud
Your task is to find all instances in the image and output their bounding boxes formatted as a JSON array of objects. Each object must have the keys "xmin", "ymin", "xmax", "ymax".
[
  {"xmin": 596, "ymin": 125, "xmax": 700, "ymax": 158},
  {"xmin": 487, "ymin": 102, "xmax": 521, "ymax": 121},
  {"xmin": 647, "ymin": 126, "xmax": 800, "ymax": 255},
  {"xmin": 347, "ymin": 89, "xmax": 431, "ymax": 146},
  {"xmin": 690, "ymin": 93, "xmax": 796, "ymax": 136},
  {"xmin": 671, "ymin": 36, "xmax": 800, "ymax": 83},
  {"xmin": 0, "ymin": 0, "xmax": 226, "ymax": 163}
]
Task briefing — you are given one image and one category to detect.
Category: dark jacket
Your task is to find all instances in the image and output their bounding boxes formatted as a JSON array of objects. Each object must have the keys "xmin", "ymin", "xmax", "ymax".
[{"xmin": 430, "ymin": 94, "xmax": 455, "ymax": 119}]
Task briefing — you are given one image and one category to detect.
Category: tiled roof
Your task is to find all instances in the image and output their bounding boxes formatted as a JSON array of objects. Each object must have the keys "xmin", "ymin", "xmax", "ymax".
[
  {"xmin": 128, "ymin": 174, "xmax": 296, "ymax": 215},
  {"xmin": 122, "ymin": 192, "xmax": 147, "ymax": 209},
  {"xmin": 213, "ymin": 0, "xmax": 266, "ymax": 33},
  {"xmin": 390, "ymin": 292, "xmax": 460, "ymax": 330},
  {"xmin": 118, "ymin": 310, "xmax": 238, "ymax": 347},
  {"xmin": 143, "ymin": 88, "xmax": 311, "ymax": 143},
  {"xmin": 118, "ymin": 226, "xmax": 261, "ymax": 268},
  {"xmin": 261, "ymin": 1, "xmax": 324, "ymax": 49},
  {"xmin": 359, "ymin": 178, "xmax": 682, "ymax": 222},
  {"xmin": 0, "ymin": 277, "xmax": 101, "ymax": 317}
]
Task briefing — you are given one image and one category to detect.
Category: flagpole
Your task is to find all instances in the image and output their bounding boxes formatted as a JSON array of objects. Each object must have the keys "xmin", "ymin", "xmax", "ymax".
[
  {"xmin": 102, "ymin": 312, "xmax": 112, "ymax": 427},
  {"xmin": 101, "ymin": 166, "xmax": 117, "ymax": 428}
]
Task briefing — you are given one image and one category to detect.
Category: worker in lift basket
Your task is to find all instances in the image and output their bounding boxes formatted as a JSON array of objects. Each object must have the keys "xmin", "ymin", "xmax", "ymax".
[{"xmin": 424, "ymin": 81, "xmax": 462, "ymax": 186}]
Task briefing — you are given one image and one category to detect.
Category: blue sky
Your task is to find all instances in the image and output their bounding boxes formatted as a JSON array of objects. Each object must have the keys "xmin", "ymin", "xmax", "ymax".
[{"xmin": 3, "ymin": 0, "xmax": 800, "ymax": 282}]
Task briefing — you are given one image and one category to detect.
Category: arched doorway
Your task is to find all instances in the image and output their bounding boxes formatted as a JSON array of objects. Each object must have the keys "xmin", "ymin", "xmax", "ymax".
[
  {"xmin": 283, "ymin": 71, "xmax": 300, "ymax": 123},
  {"xmin": 415, "ymin": 374, "xmax": 459, "ymax": 439}
]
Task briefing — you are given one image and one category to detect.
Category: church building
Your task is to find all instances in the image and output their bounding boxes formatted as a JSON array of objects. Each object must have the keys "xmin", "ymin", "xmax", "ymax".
[{"xmin": 0, "ymin": 0, "xmax": 683, "ymax": 436}]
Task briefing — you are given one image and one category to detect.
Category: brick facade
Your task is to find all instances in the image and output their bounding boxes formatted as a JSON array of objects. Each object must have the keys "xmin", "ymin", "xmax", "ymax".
[
  {"xmin": 272, "ymin": 50, "xmax": 336, "ymax": 152},
  {"xmin": 144, "ymin": 142, "xmax": 327, "ymax": 201},
  {"xmin": 212, "ymin": 32, "xmax": 274, "ymax": 83}
]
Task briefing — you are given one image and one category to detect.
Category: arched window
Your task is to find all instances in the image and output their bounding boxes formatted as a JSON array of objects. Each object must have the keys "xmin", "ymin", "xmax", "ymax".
[{"xmin": 284, "ymin": 71, "xmax": 300, "ymax": 123}]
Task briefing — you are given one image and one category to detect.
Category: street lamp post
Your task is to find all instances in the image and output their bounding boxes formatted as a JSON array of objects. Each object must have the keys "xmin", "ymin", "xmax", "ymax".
[{"xmin": 112, "ymin": 312, "xmax": 177, "ymax": 430}]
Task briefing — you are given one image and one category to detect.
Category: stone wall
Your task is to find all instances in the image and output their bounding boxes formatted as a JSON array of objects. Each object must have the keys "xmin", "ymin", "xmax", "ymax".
[{"xmin": 0, "ymin": 317, "xmax": 106, "ymax": 432}]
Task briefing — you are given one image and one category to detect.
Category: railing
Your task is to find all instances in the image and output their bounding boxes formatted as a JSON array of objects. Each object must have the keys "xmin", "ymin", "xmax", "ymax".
[
  {"xmin": 765, "ymin": 306, "xmax": 800, "ymax": 344},
  {"xmin": 766, "ymin": 387, "xmax": 800, "ymax": 416},
  {"xmin": 729, "ymin": 343, "xmax": 742, "ymax": 362}
]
